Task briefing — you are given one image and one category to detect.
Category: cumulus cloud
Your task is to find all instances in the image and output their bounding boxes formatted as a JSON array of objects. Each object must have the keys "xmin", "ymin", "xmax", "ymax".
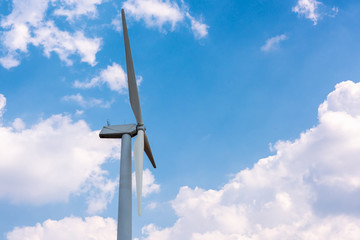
[
  {"xmin": 32, "ymin": 21, "xmax": 101, "ymax": 66},
  {"xmin": 261, "ymin": 34, "xmax": 287, "ymax": 52},
  {"xmin": 2, "ymin": 23, "xmax": 31, "ymax": 52},
  {"xmin": 123, "ymin": 0, "xmax": 184, "ymax": 30},
  {"xmin": 52, "ymin": 0, "xmax": 103, "ymax": 20},
  {"xmin": 140, "ymin": 81, "xmax": 360, "ymax": 240},
  {"xmin": 6, "ymin": 216, "xmax": 116, "ymax": 240},
  {"xmin": 1, "ymin": 0, "xmax": 49, "ymax": 28},
  {"xmin": 319, "ymin": 80, "xmax": 360, "ymax": 117},
  {"xmin": 0, "ymin": 54, "xmax": 20, "ymax": 69},
  {"xmin": 0, "ymin": 0, "xmax": 102, "ymax": 69},
  {"xmin": 0, "ymin": 0, "xmax": 207, "ymax": 69},
  {"xmin": 292, "ymin": 0, "xmax": 338, "ymax": 25},
  {"xmin": 74, "ymin": 62, "xmax": 133, "ymax": 93},
  {"xmin": 122, "ymin": 0, "xmax": 208, "ymax": 38},
  {"xmin": 12, "ymin": 118, "xmax": 25, "ymax": 131},
  {"xmin": 62, "ymin": 93, "xmax": 112, "ymax": 108},
  {"xmin": 293, "ymin": 0, "xmax": 320, "ymax": 25},
  {"xmin": 0, "ymin": 111, "xmax": 120, "ymax": 210},
  {"xmin": 4, "ymin": 81, "xmax": 360, "ymax": 239},
  {"xmin": 0, "ymin": 94, "xmax": 6, "ymax": 118},
  {"xmin": 86, "ymin": 172, "xmax": 118, "ymax": 214},
  {"xmin": 132, "ymin": 168, "xmax": 160, "ymax": 197}
]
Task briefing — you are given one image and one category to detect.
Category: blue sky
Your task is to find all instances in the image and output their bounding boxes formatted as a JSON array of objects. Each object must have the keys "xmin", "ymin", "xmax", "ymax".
[{"xmin": 1, "ymin": 0, "xmax": 360, "ymax": 239}]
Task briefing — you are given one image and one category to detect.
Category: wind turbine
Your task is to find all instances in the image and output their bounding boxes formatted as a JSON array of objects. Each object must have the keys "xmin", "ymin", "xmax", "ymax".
[{"xmin": 99, "ymin": 9, "xmax": 156, "ymax": 240}]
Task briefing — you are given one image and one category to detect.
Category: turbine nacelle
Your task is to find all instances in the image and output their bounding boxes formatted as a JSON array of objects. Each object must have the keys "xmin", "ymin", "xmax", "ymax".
[{"xmin": 100, "ymin": 124, "xmax": 137, "ymax": 138}]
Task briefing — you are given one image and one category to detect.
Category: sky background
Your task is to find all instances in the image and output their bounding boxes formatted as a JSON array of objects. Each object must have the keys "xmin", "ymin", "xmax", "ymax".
[{"xmin": 1, "ymin": 0, "xmax": 360, "ymax": 239}]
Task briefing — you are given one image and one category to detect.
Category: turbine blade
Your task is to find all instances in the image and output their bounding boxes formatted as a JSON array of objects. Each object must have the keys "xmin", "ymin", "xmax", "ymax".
[
  {"xmin": 134, "ymin": 129, "xmax": 144, "ymax": 216},
  {"xmin": 144, "ymin": 132, "xmax": 156, "ymax": 168},
  {"xmin": 121, "ymin": 9, "xmax": 143, "ymax": 125}
]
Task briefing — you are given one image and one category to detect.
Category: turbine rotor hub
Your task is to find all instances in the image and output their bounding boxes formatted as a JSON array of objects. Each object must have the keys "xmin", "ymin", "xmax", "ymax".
[{"xmin": 137, "ymin": 124, "xmax": 146, "ymax": 132}]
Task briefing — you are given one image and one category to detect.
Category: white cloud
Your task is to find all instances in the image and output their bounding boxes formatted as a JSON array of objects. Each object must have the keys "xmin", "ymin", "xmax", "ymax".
[
  {"xmin": 52, "ymin": 0, "xmax": 103, "ymax": 20},
  {"xmin": 4, "ymin": 81, "xmax": 360, "ymax": 240},
  {"xmin": 292, "ymin": 0, "xmax": 338, "ymax": 25},
  {"xmin": 1, "ymin": 0, "xmax": 50, "ymax": 28},
  {"xmin": 0, "ymin": 0, "xmax": 102, "ymax": 68},
  {"xmin": 261, "ymin": 34, "xmax": 287, "ymax": 52},
  {"xmin": 123, "ymin": 0, "xmax": 184, "ymax": 30},
  {"xmin": 31, "ymin": 21, "xmax": 101, "ymax": 66},
  {"xmin": 86, "ymin": 172, "xmax": 118, "ymax": 214},
  {"xmin": 6, "ymin": 216, "xmax": 116, "ymax": 240},
  {"xmin": 185, "ymin": 12, "xmax": 208, "ymax": 39},
  {"xmin": 293, "ymin": 0, "xmax": 320, "ymax": 25},
  {"xmin": 74, "ymin": 62, "xmax": 129, "ymax": 93},
  {"xmin": 2, "ymin": 23, "xmax": 31, "ymax": 52},
  {"xmin": 62, "ymin": 93, "xmax": 112, "ymax": 108},
  {"xmin": 0, "ymin": 0, "xmax": 47, "ymax": 69},
  {"xmin": 0, "ymin": 94, "xmax": 6, "ymax": 118},
  {"xmin": 0, "ymin": 113, "xmax": 120, "ymax": 209},
  {"xmin": 0, "ymin": 0, "xmax": 207, "ymax": 69},
  {"xmin": 121, "ymin": 0, "xmax": 208, "ymax": 38},
  {"xmin": 98, "ymin": 63, "xmax": 128, "ymax": 92},
  {"xmin": 12, "ymin": 118, "xmax": 25, "ymax": 131},
  {"xmin": 0, "ymin": 54, "xmax": 21, "ymax": 69},
  {"xmin": 111, "ymin": 17, "xmax": 122, "ymax": 32},
  {"xmin": 319, "ymin": 80, "xmax": 360, "ymax": 117},
  {"xmin": 75, "ymin": 109, "xmax": 84, "ymax": 116},
  {"xmin": 140, "ymin": 81, "xmax": 360, "ymax": 240},
  {"xmin": 132, "ymin": 168, "xmax": 160, "ymax": 197}
]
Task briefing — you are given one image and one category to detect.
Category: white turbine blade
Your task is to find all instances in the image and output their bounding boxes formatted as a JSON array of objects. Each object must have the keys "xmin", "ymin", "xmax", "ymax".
[
  {"xmin": 134, "ymin": 129, "xmax": 144, "ymax": 216},
  {"xmin": 144, "ymin": 132, "xmax": 156, "ymax": 168},
  {"xmin": 121, "ymin": 9, "xmax": 143, "ymax": 125}
]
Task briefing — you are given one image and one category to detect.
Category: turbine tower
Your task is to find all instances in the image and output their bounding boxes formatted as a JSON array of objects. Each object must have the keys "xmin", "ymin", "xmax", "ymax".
[{"xmin": 99, "ymin": 9, "xmax": 156, "ymax": 240}]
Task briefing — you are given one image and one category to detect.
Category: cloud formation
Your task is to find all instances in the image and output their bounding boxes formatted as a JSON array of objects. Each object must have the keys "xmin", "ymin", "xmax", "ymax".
[
  {"xmin": 62, "ymin": 93, "xmax": 112, "ymax": 108},
  {"xmin": 185, "ymin": 12, "xmax": 209, "ymax": 40},
  {"xmin": 86, "ymin": 172, "xmax": 118, "ymax": 215},
  {"xmin": 293, "ymin": 0, "xmax": 320, "ymax": 25},
  {"xmin": 123, "ymin": 0, "xmax": 184, "ymax": 30},
  {"xmin": 0, "ymin": 0, "xmax": 208, "ymax": 69},
  {"xmin": 0, "ymin": 0, "xmax": 102, "ymax": 69},
  {"xmin": 6, "ymin": 216, "xmax": 116, "ymax": 240},
  {"xmin": 139, "ymin": 81, "xmax": 360, "ymax": 239},
  {"xmin": 52, "ymin": 0, "xmax": 103, "ymax": 20},
  {"xmin": 0, "ymin": 94, "xmax": 6, "ymax": 118},
  {"xmin": 73, "ymin": 62, "xmax": 142, "ymax": 93},
  {"xmin": 261, "ymin": 34, "xmax": 287, "ymax": 52},
  {"xmin": 32, "ymin": 21, "xmax": 101, "ymax": 66},
  {"xmin": 292, "ymin": 0, "xmax": 338, "ymax": 25},
  {"xmin": 132, "ymin": 168, "xmax": 160, "ymax": 197},
  {"xmin": 4, "ymin": 81, "xmax": 360, "ymax": 238},
  {"xmin": 122, "ymin": 0, "xmax": 209, "ymax": 39},
  {"xmin": 11, "ymin": 118, "xmax": 26, "ymax": 131},
  {"xmin": 0, "ymin": 98, "xmax": 119, "ymax": 211}
]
